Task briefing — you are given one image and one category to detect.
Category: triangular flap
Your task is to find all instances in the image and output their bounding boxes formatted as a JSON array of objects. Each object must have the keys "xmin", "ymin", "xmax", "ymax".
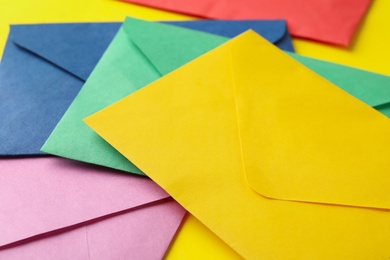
[
  {"xmin": 230, "ymin": 32, "xmax": 390, "ymax": 210},
  {"xmin": 123, "ymin": 17, "xmax": 227, "ymax": 75},
  {"xmin": 10, "ymin": 23, "xmax": 121, "ymax": 81}
]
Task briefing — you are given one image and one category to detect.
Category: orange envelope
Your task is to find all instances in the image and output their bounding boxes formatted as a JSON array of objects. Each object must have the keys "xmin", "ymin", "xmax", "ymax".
[
  {"xmin": 86, "ymin": 31, "xmax": 390, "ymax": 258},
  {"xmin": 120, "ymin": 0, "xmax": 371, "ymax": 46}
]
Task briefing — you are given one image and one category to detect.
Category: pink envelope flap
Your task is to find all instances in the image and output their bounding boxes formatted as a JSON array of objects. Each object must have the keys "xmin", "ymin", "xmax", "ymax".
[
  {"xmin": 0, "ymin": 199, "xmax": 185, "ymax": 259},
  {"xmin": 0, "ymin": 157, "xmax": 170, "ymax": 248}
]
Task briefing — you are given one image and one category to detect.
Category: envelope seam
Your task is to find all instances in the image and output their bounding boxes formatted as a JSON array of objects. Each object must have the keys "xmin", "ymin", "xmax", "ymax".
[
  {"xmin": 13, "ymin": 42, "xmax": 85, "ymax": 82},
  {"xmin": 373, "ymin": 101, "xmax": 390, "ymax": 108},
  {"xmin": 228, "ymin": 42, "xmax": 248, "ymax": 182},
  {"xmin": 122, "ymin": 24, "xmax": 164, "ymax": 76},
  {"xmin": 85, "ymin": 226, "xmax": 91, "ymax": 260}
]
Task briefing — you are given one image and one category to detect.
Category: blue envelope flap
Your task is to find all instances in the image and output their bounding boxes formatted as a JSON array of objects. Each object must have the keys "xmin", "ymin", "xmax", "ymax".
[
  {"xmin": 8, "ymin": 20, "xmax": 294, "ymax": 83},
  {"xmin": 0, "ymin": 24, "xmax": 123, "ymax": 156},
  {"xmin": 0, "ymin": 31, "xmax": 84, "ymax": 156},
  {"xmin": 164, "ymin": 20, "xmax": 294, "ymax": 52},
  {"xmin": 10, "ymin": 23, "xmax": 121, "ymax": 81}
]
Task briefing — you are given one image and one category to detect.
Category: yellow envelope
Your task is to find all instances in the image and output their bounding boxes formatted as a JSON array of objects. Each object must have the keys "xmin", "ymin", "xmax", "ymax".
[{"xmin": 85, "ymin": 31, "xmax": 390, "ymax": 259}]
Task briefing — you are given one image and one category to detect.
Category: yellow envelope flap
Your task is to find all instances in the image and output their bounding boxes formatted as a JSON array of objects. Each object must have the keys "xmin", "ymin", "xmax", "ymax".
[
  {"xmin": 230, "ymin": 32, "xmax": 390, "ymax": 210},
  {"xmin": 86, "ymin": 30, "xmax": 390, "ymax": 211}
]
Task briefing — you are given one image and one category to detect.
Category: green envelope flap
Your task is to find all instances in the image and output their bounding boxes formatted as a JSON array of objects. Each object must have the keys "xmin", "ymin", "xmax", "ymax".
[
  {"xmin": 123, "ymin": 17, "xmax": 226, "ymax": 75},
  {"xmin": 42, "ymin": 17, "xmax": 390, "ymax": 175},
  {"xmin": 290, "ymin": 53, "xmax": 390, "ymax": 108}
]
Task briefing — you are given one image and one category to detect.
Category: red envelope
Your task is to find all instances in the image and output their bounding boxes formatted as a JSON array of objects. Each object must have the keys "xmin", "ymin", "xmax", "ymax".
[{"xmin": 120, "ymin": 0, "xmax": 371, "ymax": 46}]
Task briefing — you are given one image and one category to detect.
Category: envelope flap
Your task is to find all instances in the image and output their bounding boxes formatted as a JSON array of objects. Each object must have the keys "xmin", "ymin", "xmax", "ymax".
[
  {"xmin": 10, "ymin": 23, "xmax": 121, "ymax": 81},
  {"xmin": 0, "ymin": 157, "xmax": 170, "ymax": 248},
  {"xmin": 123, "ymin": 17, "xmax": 227, "ymax": 75},
  {"xmin": 163, "ymin": 20, "xmax": 288, "ymax": 44},
  {"xmin": 229, "ymin": 32, "xmax": 390, "ymax": 210}
]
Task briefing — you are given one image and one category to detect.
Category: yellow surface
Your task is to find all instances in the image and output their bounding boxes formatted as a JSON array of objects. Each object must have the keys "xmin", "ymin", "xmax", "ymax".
[
  {"xmin": 85, "ymin": 31, "xmax": 390, "ymax": 259},
  {"xmin": 1, "ymin": 0, "xmax": 389, "ymax": 259}
]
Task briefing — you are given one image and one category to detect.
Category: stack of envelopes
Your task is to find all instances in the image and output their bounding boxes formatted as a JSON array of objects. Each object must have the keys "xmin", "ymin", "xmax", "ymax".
[
  {"xmin": 1, "ymin": 11, "xmax": 390, "ymax": 260},
  {"xmin": 0, "ymin": 18, "xmax": 294, "ymax": 259},
  {"xmin": 80, "ymin": 18, "xmax": 390, "ymax": 258}
]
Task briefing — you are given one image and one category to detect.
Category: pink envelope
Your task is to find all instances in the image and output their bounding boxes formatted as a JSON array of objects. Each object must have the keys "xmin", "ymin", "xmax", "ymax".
[
  {"xmin": 0, "ymin": 157, "xmax": 186, "ymax": 259},
  {"xmin": 120, "ymin": 0, "xmax": 371, "ymax": 46}
]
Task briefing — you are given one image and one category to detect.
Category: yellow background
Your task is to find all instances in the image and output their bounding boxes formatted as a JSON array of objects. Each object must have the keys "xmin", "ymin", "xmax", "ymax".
[{"xmin": 1, "ymin": 0, "xmax": 389, "ymax": 258}]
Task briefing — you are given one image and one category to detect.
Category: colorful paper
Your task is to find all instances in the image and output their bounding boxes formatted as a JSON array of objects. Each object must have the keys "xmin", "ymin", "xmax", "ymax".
[
  {"xmin": 0, "ymin": 157, "xmax": 185, "ymax": 258},
  {"xmin": 40, "ymin": 17, "xmax": 294, "ymax": 172},
  {"xmin": 0, "ymin": 20, "xmax": 293, "ymax": 157},
  {"xmin": 43, "ymin": 18, "xmax": 390, "ymax": 175},
  {"xmin": 85, "ymin": 31, "xmax": 390, "ymax": 258},
  {"xmin": 2, "ymin": 0, "xmax": 388, "ymax": 259},
  {"xmin": 120, "ymin": 0, "xmax": 371, "ymax": 46}
]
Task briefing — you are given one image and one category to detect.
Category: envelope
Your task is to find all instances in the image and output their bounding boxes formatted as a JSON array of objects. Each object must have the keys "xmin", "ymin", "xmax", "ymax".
[
  {"xmin": 0, "ymin": 19, "xmax": 294, "ymax": 157},
  {"xmin": 120, "ymin": 0, "xmax": 371, "ymax": 46},
  {"xmin": 85, "ymin": 31, "xmax": 390, "ymax": 258},
  {"xmin": 0, "ymin": 157, "xmax": 185, "ymax": 259},
  {"xmin": 43, "ymin": 17, "xmax": 390, "ymax": 176}
]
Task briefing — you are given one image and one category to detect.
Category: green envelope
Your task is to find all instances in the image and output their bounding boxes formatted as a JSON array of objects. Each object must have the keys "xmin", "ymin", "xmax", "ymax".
[{"xmin": 42, "ymin": 17, "xmax": 390, "ymax": 175}]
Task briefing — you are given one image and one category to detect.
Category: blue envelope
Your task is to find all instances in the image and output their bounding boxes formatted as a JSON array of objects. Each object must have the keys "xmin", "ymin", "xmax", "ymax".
[{"xmin": 0, "ymin": 20, "xmax": 294, "ymax": 156}]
